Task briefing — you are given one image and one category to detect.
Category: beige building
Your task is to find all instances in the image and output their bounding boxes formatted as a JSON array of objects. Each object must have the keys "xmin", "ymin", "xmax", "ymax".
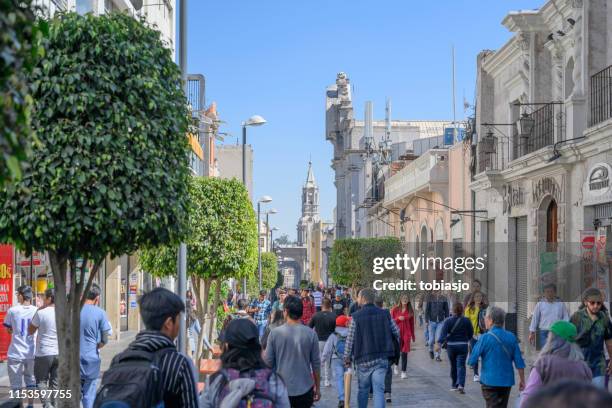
[{"xmin": 215, "ymin": 144, "xmax": 254, "ymax": 200}]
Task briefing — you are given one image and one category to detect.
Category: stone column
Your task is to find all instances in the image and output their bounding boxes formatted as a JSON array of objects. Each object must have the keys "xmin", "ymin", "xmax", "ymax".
[{"xmin": 104, "ymin": 256, "xmax": 121, "ymax": 341}]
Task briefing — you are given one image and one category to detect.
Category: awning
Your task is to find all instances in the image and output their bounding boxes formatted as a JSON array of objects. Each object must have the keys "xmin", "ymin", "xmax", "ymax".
[{"xmin": 188, "ymin": 133, "xmax": 203, "ymax": 160}]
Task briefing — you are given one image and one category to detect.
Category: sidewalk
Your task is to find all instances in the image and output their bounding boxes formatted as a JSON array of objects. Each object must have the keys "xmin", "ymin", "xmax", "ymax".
[{"xmin": 317, "ymin": 324, "xmax": 520, "ymax": 407}]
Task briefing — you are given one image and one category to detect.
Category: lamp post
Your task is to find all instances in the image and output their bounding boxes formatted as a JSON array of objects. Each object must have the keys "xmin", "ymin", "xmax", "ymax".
[
  {"xmin": 265, "ymin": 209, "xmax": 278, "ymax": 251},
  {"xmin": 241, "ymin": 115, "xmax": 266, "ymax": 299},
  {"xmin": 257, "ymin": 196, "xmax": 272, "ymax": 292},
  {"xmin": 271, "ymin": 227, "xmax": 279, "ymax": 252}
]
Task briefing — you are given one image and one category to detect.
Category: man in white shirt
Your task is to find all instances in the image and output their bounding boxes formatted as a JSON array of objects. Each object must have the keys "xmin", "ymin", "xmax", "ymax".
[
  {"xmin": 529, "ymin": 283, "xmax": 569, "ymax": 349},
  {"xmin": 29, "ymin": 288, "xmax": 58, "ymax": 408},
  {"xmin": 3, "ymin": 285, "xmax": 37, "ymax": 408}
]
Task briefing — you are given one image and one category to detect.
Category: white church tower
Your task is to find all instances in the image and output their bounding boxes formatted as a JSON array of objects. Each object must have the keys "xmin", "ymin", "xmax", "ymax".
[{"xmin": 297, "ymin": 161, "xmax": 320, "ymax": 246}]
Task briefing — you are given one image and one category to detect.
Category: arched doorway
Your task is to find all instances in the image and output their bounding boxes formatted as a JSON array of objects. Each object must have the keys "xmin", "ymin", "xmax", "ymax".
[{"xmin": 546, "ymin": 200, "xmax": 558, "ymax": 251}]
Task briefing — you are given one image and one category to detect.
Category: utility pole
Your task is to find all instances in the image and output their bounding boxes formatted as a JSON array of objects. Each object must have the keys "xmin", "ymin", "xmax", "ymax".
[{"xmin": 177, "ymin": 0, "xmax": 187, "ymax": 355}]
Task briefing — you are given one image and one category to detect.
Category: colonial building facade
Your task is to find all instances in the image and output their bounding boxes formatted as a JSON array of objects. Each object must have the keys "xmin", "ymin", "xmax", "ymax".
[{"xmin": 471, "ymin": 0, "xmax": 612, "ymax": 346}]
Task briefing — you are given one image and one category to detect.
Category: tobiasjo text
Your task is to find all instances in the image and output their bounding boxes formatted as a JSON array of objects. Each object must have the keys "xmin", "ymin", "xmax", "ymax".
[{"xmin": 372, "ymin": 254, "xmax": 487, "ymax": 275}]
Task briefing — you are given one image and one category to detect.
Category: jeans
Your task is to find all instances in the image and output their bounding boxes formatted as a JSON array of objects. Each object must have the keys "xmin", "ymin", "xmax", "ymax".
[
  {"xmin": 400, "ymin": 352, "xmax": 408, "ymax": 372},
  {"xmin": 34, "ymin": 355, "xmax": 59, "ymax": 408},
  {"xmin": 447, "ymin": 344, "xmax": 468, "ymax": 388},
  {"xmin": 428, "ymin": 321, "xmax": 443, "ymax": 356},
  {"xmin": 332, "ymin": 358, "xmax": 346, "ymax": 401},
  {"xmin": 481, "ymin": 385, "xmax": 511, "ymax": 408},
  {"xmin": 319, "ymin": 341, "xmax": 331, "ymax": 383},
  {"xmin": 384, "ymin": 363, "xmax": 392, "ymax": 393},
  {"xmin": 536, "ymin": 329, "xmax": 549, "ymax": 350},
  {"xmin": 424, "ymin": 323, "xmax": 429, "ymax": 345},
  {"xmin": 469, "ymin": 337, "xmax": 479, "ymax": 375},
  {"xmin": 81, "ymin": 378, "xmax": 98, "ymax": 408},
  {"xmin": 256, "ymin": 320, "xmax": 267, "ymax": 340},
  {"xmin": 357, "ymin": 360, "xmax": 388, "ymax": 408},
  {"xmin": 592, "ymin": 376, "xmax": 606, "ymax": 389}
]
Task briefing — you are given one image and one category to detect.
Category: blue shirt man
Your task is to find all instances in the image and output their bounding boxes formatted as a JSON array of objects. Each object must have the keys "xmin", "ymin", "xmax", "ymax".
[
  {"xmin": 468, "ymin": 306, "xmax": 525, "ymax": 408},
  {"xmin": 80, "ymin": 284, "xmax": 112, "ymax": 408},
  {"xmin": 249, "ymin": 290, "xmax": 272, "ymax": 339}
]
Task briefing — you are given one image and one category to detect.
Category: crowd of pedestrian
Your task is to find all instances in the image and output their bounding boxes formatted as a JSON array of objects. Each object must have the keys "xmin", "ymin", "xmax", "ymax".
[{"xmin": 7, "ymin": 279, "xmax": 612, "ymax": 408}]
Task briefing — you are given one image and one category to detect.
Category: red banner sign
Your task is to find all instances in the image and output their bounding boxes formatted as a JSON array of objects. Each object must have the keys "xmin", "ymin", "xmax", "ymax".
[{"xmin": 0, "ymin": 244, "xmax": 14, "ymax": 361}]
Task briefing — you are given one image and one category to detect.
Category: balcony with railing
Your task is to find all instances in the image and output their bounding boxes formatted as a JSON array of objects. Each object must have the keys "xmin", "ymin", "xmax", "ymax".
[
  {"xmin": 590, "ymin": 65, "xmax": 612, "ymax": 127},
  {"xmin": 384, "ymin": 149, "xmax": 448, "ymax": 204},
  {"xmin": 476, "ymin": 102, "xmax": 564, "ymax": 174}
]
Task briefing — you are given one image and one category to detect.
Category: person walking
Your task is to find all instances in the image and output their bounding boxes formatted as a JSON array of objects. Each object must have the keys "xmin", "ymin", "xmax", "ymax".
[
  {"xmin": 265, "ymin": 295, "xmax": 321, "ymax": 407},
  {"xmin": 332, "ymin": 290, "xmax": 348, "ymax": 317},
  {"xmin": 344, "ymin": 288, "xmax": 399, "ymax": 408},
  {"xmin": 28, "ymin": 289, "xmax": 58, "ymax": 408},
  {"xmin": 272, "ymin": 289, "xmax": 287, "ymax": 313},
  {"xmin": 425, "ymin": 290, "xmax": 449, "ymax": 361},
  {"xmin": 94, "ymin": 287, "xmax": 198, "ymax": 407},
  {"xmin": 321, "ymin": 315, "xmax": 351, "ymax": 408},
  {"xmin": 4, "ymin": 285, "xmax": 37, "ymax": 408},
  {"xmin": 309, "ymin": 298, "xmax": 336, "ymax": 388},
  {"xmin": 300, "ymin": 289, "xmax": 316, "ymax": 326},
  {"xmin": 201, "ymin": 318, "xmax": 290, "ymax": 407},
  {"xmin": 465, "ymin": 291, "xmax": 487, "ymax": 383},
  {"xmin": 529, "ymin": 284, "xmax": 569, "ymax": 350},
  {"xmin": 519, "ymin": 320, "xmax": 592, "ymax": 408},
  {"xmin": 436, "ymin": 302, "xmax": 473, "ymax": 394},
  {"xmin": 468, "ymin": 306, "xmax": 525, "ymax": 408},
  {"xmin": 313, "ymin": 287, "xmax": 323, "ymax": 312},
  {"xmin": 391, "ymin": 294, "xmax": 415, "ymax": 379},
  {"xmin": 570, "ymin": 288, "xmax": 612, "ymax": 389},
  {"xmin": 262, "ymin": 309, "xmax": 285, "ymax": 350},
  {"xmin": 462, "ymin": 279, "xmax": 488, "ymax": 307},
  {"xmin": 80, "ymin": 284, "xmax": 112, "ymax": 408},
  {"xmin": 249, "ymin": 290, "xmax": 272, "ymax": 340}
]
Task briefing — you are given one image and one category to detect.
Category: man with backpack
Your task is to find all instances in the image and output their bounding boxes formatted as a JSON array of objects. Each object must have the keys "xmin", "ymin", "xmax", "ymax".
[
  {"xmin": 94, "ymin": 287, "xmax": 198, "ymax": 408},
  {"xmin": 321, "ymin": 315, "xmax": 351, "ymax": 408}
]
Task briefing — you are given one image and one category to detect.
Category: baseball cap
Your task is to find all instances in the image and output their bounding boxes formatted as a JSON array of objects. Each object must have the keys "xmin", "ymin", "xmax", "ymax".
[
  {"xmin": 336, "ymin": 315, "xmax": 351, "ymax": 327},
  {"xmin": 550, "ymin": 320, "xmax": 577, "ymax": 343},
  {"xmin": 335, "ymin": 290, "xmax": 342, "ymax": 297},
  {"xmin": 219, "ymin": 318, "xmax": 259, "ymax": 349}
]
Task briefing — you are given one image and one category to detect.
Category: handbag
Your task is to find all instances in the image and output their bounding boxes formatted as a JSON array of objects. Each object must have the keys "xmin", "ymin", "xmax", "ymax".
[
  {"xmin": 441, "ymin": 317, "xmax": 462, "ymax": 349},
  {"xmin": 488, "ymin": 330, "xmax": 513, "ymax": 360}
]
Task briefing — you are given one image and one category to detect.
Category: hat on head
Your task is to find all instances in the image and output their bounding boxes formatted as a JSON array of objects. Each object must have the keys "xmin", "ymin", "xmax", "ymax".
[
  {"xmin": 335, "ymin": 290, "xmax": 342, "ymax": 297},
  {"xmin": 219, "ymin": 318, "xmax": 259, "ymax": 349},
  {"xmin": 336, "ymin": 315, "xmax": 351, "ymax": 327},
  {"xmin": 550, "ymin": 320, "xmax": 577, "ymax": 343}
]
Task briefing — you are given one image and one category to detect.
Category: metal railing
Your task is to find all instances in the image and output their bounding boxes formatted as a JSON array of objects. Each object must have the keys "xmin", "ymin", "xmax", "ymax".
[{"xmin": 590, "ymin": 65, "xmax": 612, "ymax": 126}]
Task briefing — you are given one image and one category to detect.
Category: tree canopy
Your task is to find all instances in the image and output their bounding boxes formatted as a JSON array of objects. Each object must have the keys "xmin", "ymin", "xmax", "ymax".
[
  {"xmin": 247, "ymin": 251, "xmax": 278, "ymax": 294},
  {"xmin": 0, "ymin": 0, "xmax": 45, "ymax": 184}
]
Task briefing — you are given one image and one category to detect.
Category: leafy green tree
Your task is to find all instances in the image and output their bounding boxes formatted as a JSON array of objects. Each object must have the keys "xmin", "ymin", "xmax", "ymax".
[
  {"xmin": 329, "ymin": 237, "xmax": 403, "ymax": 288},
  {"xmin": 0, "ymin": 13, "xmax": 190, "ymax": 404},
  {"xmin": 0, "ymin": 0, "xmax": 45, "ymax": 184},
  {"xmin": 247, "ymin": 251, "xmax": 278, "ymax": 295},
  {"xmin": 140, "ymin": 177, "xmax": 257, "ymax": 360}
]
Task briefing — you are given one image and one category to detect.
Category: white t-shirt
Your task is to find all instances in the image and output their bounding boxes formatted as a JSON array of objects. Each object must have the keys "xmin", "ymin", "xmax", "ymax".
[
  {"xmin": 3, "ymin": 304, "xmax": 37, "ymax": 360},
  {"xmin": 31, "ymin": 306, "xmax": 58, "ymax": 357}
]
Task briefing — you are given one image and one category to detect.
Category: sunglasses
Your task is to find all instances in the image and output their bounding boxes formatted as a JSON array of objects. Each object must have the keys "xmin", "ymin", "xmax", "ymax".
[{"xmin": 587, "ymin": 300, "xmax": 603, "ymax": 306}]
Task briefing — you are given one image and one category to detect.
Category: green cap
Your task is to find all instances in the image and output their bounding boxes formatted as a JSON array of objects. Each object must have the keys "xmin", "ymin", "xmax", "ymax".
[{"xmin": 549, "ymin": 320, "xmax": 577, "ymax": 343}]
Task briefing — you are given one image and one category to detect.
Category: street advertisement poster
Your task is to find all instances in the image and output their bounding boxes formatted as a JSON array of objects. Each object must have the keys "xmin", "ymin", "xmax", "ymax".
[
  {"xmin": 596, "ymin": 227, "xmax": 610, "ymax": 302},
  {"xmin": 0, "ymin": 244, "xmax": 14, "ymax": 361},
  {"xmin": 581, "ymin": 230, "xmax": 596, "ymax": 290}
]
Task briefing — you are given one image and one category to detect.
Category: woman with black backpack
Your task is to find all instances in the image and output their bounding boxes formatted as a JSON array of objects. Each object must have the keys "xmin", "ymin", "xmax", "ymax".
[{"xmin": 200, "ymin": 318, "xmax": 290, "ymax": 408}]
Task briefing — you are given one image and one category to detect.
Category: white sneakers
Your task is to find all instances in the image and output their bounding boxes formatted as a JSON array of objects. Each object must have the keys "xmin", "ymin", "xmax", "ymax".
[
  {"xmin": 324, "ymin": 380, "xmax": 331, "ymax": 387},
  {"xmin": 393, "ymin": 366, "xmax": 399, "ymax": 375},
  {"xmin": 401, "ymin": 372, "xmax": 407, "ymax": 379},
  {"xmin": 473, "ymin": 375, "xmax": 480, "ymax": 383}
]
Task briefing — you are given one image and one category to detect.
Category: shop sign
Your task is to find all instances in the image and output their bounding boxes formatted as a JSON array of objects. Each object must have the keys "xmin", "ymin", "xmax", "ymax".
[
  {"xmin": 583, "ymin": 163, "xmax": 612, "ymax": 206},
  {"xmin": 0, "ymin": 244, "xmax": 14, "ymax": 361}
]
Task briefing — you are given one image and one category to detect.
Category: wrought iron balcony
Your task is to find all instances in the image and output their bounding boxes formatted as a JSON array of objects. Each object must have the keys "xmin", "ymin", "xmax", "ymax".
[{"xmin": 590, "ymin": 65, "xmax": 612, "ymax": 127}]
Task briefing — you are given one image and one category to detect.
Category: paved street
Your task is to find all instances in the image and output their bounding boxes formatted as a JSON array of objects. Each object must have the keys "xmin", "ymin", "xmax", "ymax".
[{"xmin": 316, "ymin": 324, "xmax": 520, "ymax": 408}]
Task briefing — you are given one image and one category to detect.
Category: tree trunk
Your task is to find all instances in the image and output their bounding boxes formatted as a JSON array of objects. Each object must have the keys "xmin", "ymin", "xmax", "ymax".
[
  {"xmin": 207, "ymin": 279, "xmax": 221, "ymax": 347},
  {"xmin": 49, "ymin": 251, "xmax": 102, "ymax": 408},
  {"xmin": 193, "ymin": 277, "xmax": 211, "ymax": 363}
]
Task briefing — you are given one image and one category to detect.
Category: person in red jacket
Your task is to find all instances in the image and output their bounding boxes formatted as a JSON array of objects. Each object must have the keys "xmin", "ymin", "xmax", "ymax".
[
  {"xmin": 391, "ymin": 294, "xmax": 416, "ymax": 379},
  {"xmin": 301, "ymin": 289, "xmax": 316, "ymax": 325}
]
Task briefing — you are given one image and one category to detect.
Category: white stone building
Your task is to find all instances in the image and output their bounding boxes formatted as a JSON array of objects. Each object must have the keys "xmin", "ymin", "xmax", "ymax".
[
  {"xmin": 471, "ymin": 0, "xmax": 612, "ymax": 346},
  {"xmin": 326, "ymin": 72, "xmax": 453, "ymax": 239}
]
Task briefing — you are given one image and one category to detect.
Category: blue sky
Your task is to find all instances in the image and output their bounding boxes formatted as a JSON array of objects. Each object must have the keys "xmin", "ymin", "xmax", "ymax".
[{"xmin": 185, "ymin": 0, "xmax": 542, "ymax": 241}]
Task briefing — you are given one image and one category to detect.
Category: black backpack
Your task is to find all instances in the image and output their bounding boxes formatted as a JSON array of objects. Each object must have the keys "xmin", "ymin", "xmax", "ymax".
[{"xmin": 93, "ymin": 347, "xmax": 174, "ymax": 408}]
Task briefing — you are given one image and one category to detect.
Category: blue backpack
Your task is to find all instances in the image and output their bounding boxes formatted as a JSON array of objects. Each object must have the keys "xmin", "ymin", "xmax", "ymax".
[{"xmin": 334, "ymin": 333, "xmax": 347, "ymax": 358}]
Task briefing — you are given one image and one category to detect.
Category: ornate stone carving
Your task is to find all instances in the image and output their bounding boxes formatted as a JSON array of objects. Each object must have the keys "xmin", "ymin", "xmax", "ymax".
[{"xmin": 532, "ymin": 176, "xmax": 563, "ymax": 205}]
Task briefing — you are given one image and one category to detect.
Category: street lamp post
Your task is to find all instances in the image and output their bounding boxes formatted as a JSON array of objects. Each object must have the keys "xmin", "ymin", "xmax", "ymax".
[
  {"xmin": 271, "ymin": 227, "xmax": 279, "ymax": 253},
  {"xmin": 257, "ymin": 196, "xmax": 272, "ymax": 292},
  {"xmin": 265, "ymin": 209, "xmax": 278, "ymax": 251},
  {"xmin": 241, "ymin": 115, "xmax": 266, "ymax": 299}
]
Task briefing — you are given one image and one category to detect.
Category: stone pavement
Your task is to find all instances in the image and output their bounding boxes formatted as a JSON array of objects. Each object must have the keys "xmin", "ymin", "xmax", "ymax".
[{"xmin": 315, "ymin": 324, "xmax": 520, "ymax": 408}]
